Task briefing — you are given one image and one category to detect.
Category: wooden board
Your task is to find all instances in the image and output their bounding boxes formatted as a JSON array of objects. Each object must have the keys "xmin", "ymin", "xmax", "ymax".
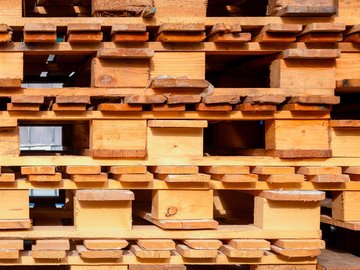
[
  {"xmin": 332, "ymin": 191, "xmax": 360, "ymax": 221},
  {"xmin": 0, "ymin": 53, "xmax": 22, "ymax": 87},
  {"xmin": 137, "ymin": 239, "xmax": 175, "ymax": 250},
  {"xmin": 183, "ymin": 239, "xmax": 222, "ymax": 250},
  {"xmin": 84, "ymin": 239, "xmax": 128, "ymax": 250},
  {"xmin": 130, "ymin": 245, "xmax": 171, "ymax": 258},
  {"xmin": 176, "ymin": 244, "xmax": 218, "ymax": 258},
  {"xmin": 0, "ymin": 190, "xmax": 29, "ymax": 220},
  {"xmin": 220, "ymin": 245, "xmax": 264, "ymax": 258},
  {"xmin": 77, "ymin": 245, "xmax": 122, "ymax": 259}
]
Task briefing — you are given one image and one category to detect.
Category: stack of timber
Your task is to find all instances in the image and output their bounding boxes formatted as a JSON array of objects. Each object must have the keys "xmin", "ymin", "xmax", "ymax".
[{"xmin": 0, "ymin": 0, "xmax": 359, "ymax": 270}]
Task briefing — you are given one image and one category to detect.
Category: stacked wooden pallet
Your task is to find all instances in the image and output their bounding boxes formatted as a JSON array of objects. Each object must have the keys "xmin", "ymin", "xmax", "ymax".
[{"xmin": 0, "ymin": 0, "xmax": 359, "ymax": 270}]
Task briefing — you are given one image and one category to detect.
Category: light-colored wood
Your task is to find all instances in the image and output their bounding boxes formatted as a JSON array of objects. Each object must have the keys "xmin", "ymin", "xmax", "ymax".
[
  {"xmin": 201, "ymin": 166, "xmax": 249, "ymax": 174},
  {"xmin": 21, "ymin": 166, "xmax": 55, "ymax": 175},
  {"xmin": 151, "ymin": 52, "xmax": 205, "ymax": 79},
  {"xmin": 151, "ymin": 189, "xmax": 213, "ymax": 220},
  {"xmin": 148, "ymin": 127, "xmax": 203, "ymax": 158},
  {"xmin": 254, "ymin": 190, "xmax": 325, "ymax": 201},
  {"xmin": 321, "ymin": 214, "xmax": 360, "ymax": 231},
  {"xmin": 333, "ymin": 191, "xmax": 360, "ymax": 221},
  {"xmin": 271, "ymin": 59, "xmax": 336, "ymax": 89},
  {"xmin": 27, "ymin": 173, "xmax": 62, "ymax": 182},
  {"xmin": 148, "ymin": 120, "xmax": 207, "ymax": 128},
  {"xmin": 84, "ymin": 239, "xmax": 128, "ymax": 250},
  {"xmin": 131, "ymin": 245, "xmax": 171, "ymax": 258},
  {"xmin": 76, "ymin": 190, "xmax": 134, "ymax": 201},
  {"xmin": 266, "ymin": 120, "xmax": 330, "ymax": 154},
  {"xmin": 0, "ymin": 53, "xmax": 22, "ymax": 87},
  {"xmin": 271, "ymin": 245, "xmax": 320, "ymax": 258},
  {"xmin": 90, "ymin": 120, "xmax": 147, "ymax": 157},
  {"xmin": 154, "ymin": 0, "xmax": 207, "ymax": 17},
  {"xmin": 66, "ymin": 166, "xmax": 101, "ymax": 175},
  {"xmin": 252, "ymin": 166, "xmax": 295, "ymax": 175},
  {"xmin": 109, "ymin": 166, "xmax": 147, "ymax": 174},
  {"xmin": 34, "ymin": 239, "xmax": 70, "ymax": 250},
  {"xmin": 0, "ymin": 190, "xmax": 29, "ymax": 220},
  {"xmin": 176, "ymin": 244, "xmax": 218, "ymax": 258},
  {"xmin": 220, "ymin": 245, "xmax": 264, "ymax": 258},
  {"xmin": 183, "ymin": 239, "xmax": 222, "ymax": 250},
  {"xmin": 211, "ymin": 174, "xmax": 258, "ymax": 183},
  {"xmin": 254, "ymin": 197, "xmax": 320, "ymax": 230},
  {"xmin": 0, "ymin": 239, "xmax": 23, "ymax": 250},
  {"xmin": 32, "ymin": 249, "xmax": 66, "ymax": 259},
  {"xmin": 155, "ymin": 173, "xmax": 210, "ymax": 183},
  {"xmin": 272, "ymin": 239, "xmax": 325, "ymax": 250},
  {"xmin": 228, "ymin": 239, "xmax": 270, "ymax": 250},
  {"xmin": 113, "ymin": 172, "xmax": 153, "ymax": 182},
  {"xmin": 137, "ymin": 239, "xmax": 175, "ymax": 250},
  {"xmin": 70, "ymin": 173, "xmax": 108, "ymax": 183},
  {"xmin": 149, "ymin": 166, "xmax": 198, "ymax": 174},
  {"xmin": 91, "ymin": 0, "xmax": 153, "ymax": 15},
  {"xmin": 268, "ymin": 0, "xmax": 337, "ymax": 16},
  {"xmin": 331, "ymin": 127, "xmax": 360, "ymax": 157},
  {"xmin": 336, "ymin": 53, "xmax": 360, "ymax": 84},
  {"xmin": 77, "ymin": 245, "xmax": 122, "ymax": 259},
  {"xmin": 91, "ymin": 58, "xmax": 150, "ymax": 88},
  {"xmin": 297, "ymin": 166, "xmax": 341, "ymax": 175}
]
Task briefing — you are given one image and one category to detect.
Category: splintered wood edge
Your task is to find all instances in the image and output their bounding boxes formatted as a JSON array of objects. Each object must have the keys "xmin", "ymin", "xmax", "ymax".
[
  {"xmin": 75, "ymin": 189, "xmax": 134, "ymax": 201},
  {"xmin": 97, "ymin": 48, "xmax": 154, "ymax": 59},
  {"xmin": 254, "ymin": 190, "xmax": 325, "ymax": 201},
  {"xmin": 281, "ymin": 49, "xmax": 340, "ymax": 59}
]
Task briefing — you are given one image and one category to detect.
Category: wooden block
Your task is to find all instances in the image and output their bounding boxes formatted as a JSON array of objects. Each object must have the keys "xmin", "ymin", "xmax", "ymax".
[
  {"xmin": 244, "ymin": 95, "xmax": 287, "ymax": 105},
  {"xmin": 98, "ymin": 103, "xmax": 142, "ymax": 112},
  {"xmin": 0, "ymin": 127, "xmax": 19, "ymax": 156},
  {"xmin": 27, "ymin": 173, "xmax": 62, "ymax": 182},
  {"xmin": 34, "ymin": 239, "xmax": 70, "ymax": 251},
  {"xmin": 152, "ymin": 79, "xmax": 209, "ymax": 89},
  {"xmin": 0, "ymin": 53, "xmax": 23, "ymax": 87},
  {"xmin": 151, "ymin": 52, "xmax": 205, "ymax": 79},
  {"xmin": 202, "ymin": 95, "xmax": 240, "ymax": 104},
  {"xmin": 91, "ymin": 58, "xmax": 150, "ymax": 88},
  {"xmin": 52, "ymin": 104, "xmax": 86, "ymax": 111},
  {"xmin": 73, "ymin": 266, "xmax": 127, "ymax": 270},
  {"xmin": 112, "ymin": 32, "xmax": 149, "ymax": 42},
  {"xmin": 68, "ymin": 32, "xmax": 103, "ymax": 43},
  {"xmin": 272, "ymin": 239, "xmax": 325, "ymax": 250},
  {"xmin": 262, "ymin": 24, "xmax": 303, "ymax": 33},
  {"xmin": 151, "ymin": 189, "xmax": 213, "ymax": 220},
  {"xmin": 343, "ymin": 166, "xmax": 360, "ymax": 175},
  {"xmin": 111, "ymin": 23, "xmax": 147, "ymax": 33},
  {"xmin": 129, "ymin": 265, "xmax": 185, "ymax": 270},
  {"xmin": 220, "ymin": 245, "xmax": 264, "ymax": 258},
  {"xmin": 298, "ymin": 33, "xmax": 343, "ymax": 43},
  {"xmin": 113, "ymin": 172, "xmax": 153, "ymax": 182},
  {"xmin": 271, "ymin": 59, "xmax": 336, "ymax": 89},
  {"xmin": 0, "ymin": 119, "xmax": 17, "ymax": 128},
  {"xmin": 308, "ymin": 174, "xmax": 350, "ymax": 183},
  {"xmin": 70, "ymin": 173, "xmax": 108, "ymax": 183},
  {"xmin": 333, "ymin": 191, "xmax": 360, "ymax": 221},
  {"xmin": 210, "ymin": 174, "xmax": 258, "ymax": 183},
  {"xmin": 148, "ymin": 126, "xmax": 203, "ymax": 159},
  {"xmin": 56, "ymin": 96, "xmax": 90, "ymax": 104},
  {"xmin": 154, "ymin": 0, "xmax": 207, "ymax": 17},
  {"xmin": 254, "ymin": 32, "xmax": 297, "ymax": 43},
  {"xmin": 254, "ymin": 197, "xmax": 320, "ymax": 230},
  {"xmin": 137, "ymin": 239, "xmax": 175, "ymax": 250},
  {"xmin": 90, "ymin": 120, "xmax": 147, "ymax": 158},
  {"xmin": 0, "ymin": 219, "xmax": 31, "ymax": 230},
  {"xmin": 24, "ymin": 23, "xmax": 56, "ymax": 32},
  {"xmin": 68, "ymin": 23, "xmax": 101, "ymax": 32},
  {"xmin": 76, "ymin": 190, "xmax": 134, "ymax": 201},
  {"xmin": 109, "ymin": 166, "xmax": 147, "ymax": 174},
  {"xmin": 131, "ymin": 245, "xmax": 171, "ymax": 258},
  {"xmin": 12, "ymin": 95, "xmax": 44, "ymax": 104},
  {"xmin": 88, "ymin": 149, "xmax": 146, "ymax": 158},
  {"xmin": 148, "ymin": 120, "xmax": 207, "ymax": 128},
  {"xmin": 336, "ymin": 53, "xmax": 360, "ymax": 83},
  {"xmin": 183, "ymin": 240, "xmax": 222, "ymax": 250},
  {"xmin": 21, "ymin": 166, "xmax": 55, "ymax": 175},
  {"xmin": 281, "ymin": 103, "xmax": 331, "ymax": 112},
  {"xmin": 84, "ymin": 239, "xmax": 128, "ymax": 250},
  {"xmin": 0, "ymin": 249, "xmax": 19, "ymax": 259},
  {"xmin": 265, "ymin": 120, "xmax": 330, "ymax": 157},
  {"xmin": 228, "ymin": 239, "xmax": 270, "ymax": 250},
  {"xmin": 158, "ymin": 23, "xmax": 205, "ymax": 33},
  {"xmin": 252, "ymin": 265, "xmax": 316, "ymax": 270},
  {"xmin": 288, "ymin": 96, "xmax": 340, "ymax": 105},
  {"xmin": 301, "ymin": 23, "xmax": 346, "ymax": 35},
  {"xmin": 0, "ymin": 239, "xmax": 23, "ymax": 250},
  {"xmin": 235, "ymin": 104, "xmax": 276, "ymax": 112},
  {"xmin": 32, "ymin": 249, "xmax": 66, "ymax": 259},
  {"xmin": 271, "ymin": 245, "xmax": 320, "ymax": 258},
  {"xmin": 259, "ymin": 174, "xmax": 304, "ymax": 183},
  {"xmin": 201, "ymin": 166, "xmax": 249, "ymax": 174},
  {"xmin": 77, "ymin": 245, "xmax": 122, "ymax": 259},
  {"xmin": 207, "ymin": 32, "xmax": 251, "ymax": 43},
  {"xmin": 65, "ymin": 166, "xmax": 101, "ymax": 175},
  {"xmin": 24, "ymin": 32, "xmax": 56, "ymax": 43},
  {"xmin": 7, "ymin": 103, "xmax": 39, "ymax": 111},
  {"xmin": 149, "ymin": 166, "xmax": 198, "ymax": 174},
  {"xmin": 176, "ymin": 244, "xmax": 218, "ymax": 258}
]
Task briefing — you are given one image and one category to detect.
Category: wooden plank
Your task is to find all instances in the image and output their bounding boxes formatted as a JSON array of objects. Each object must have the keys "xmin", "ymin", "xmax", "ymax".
[
  {"xmin": 113, "ymin": 172, "xmax": 153, "ymax": 182},
  {"xmin": 176, "ymin": 244, "xmax": 218, "ymax": 258},
  {"xmin": 0, "ymin": 173, "xmax": 15, "ymax": 182},
  {"xmin": 12, "ymin": 95, "xmax": 44, "ymax": 104},
  {"xmin": 202, "ymin": 95, "xmax": 240, "ymax": 104},
  {"xmin": 75, "ymin": 190, "xmax": 134, "ymax": 201},
  {"xmin": 24, "ymin": 23, "xmax": 56, "ymax": 32},
  {"xmin": 0, "ymin": 239, "xmax": 23, "ymax": 250},
  {"xmin": 228, "ymin": 239, "xmax": 270, "ymax": 250},
  {"xmin": 307, "ymin": 174, "xmax": 350, "ymax": 183},
  {"xmin": 130, "ymin": 265, "xmax": 185, "ymax": 270},
  {"xmin": 281, "ymin": 49, "xmax": 340, "ymax": 59},
  {"xmin": 84, "ymin": 239, "xmax": 128, "ymax": 250},
  {"xmin": 91, "ymin": 0, "xmax": 153, "ymax": 15},
  {"xmin": 0, "ymin": 53, "xmax": 23, "ymax": 87},
  {"xmin": 124, "ymin": 95, "xmax": 166, "ymax": 104},
  {"xmin": 151, "ymin": 78, "xmax": 209, "ymax": 89},
  {"xmin": 71, "ymin": 173, "xmax": 108, "ymax": 183},
  {"xmin": 156, "ymin": 32, "xmax": 205, "ymax": 42},
  {"xmin": 112, "ymin": 32, "xmax": 149, "ymax": 42},
  {"xmin": 321, "ymin": 214, "xmax": 360, "ymax": 230},
  {"xmin": 27, "ymin": 173, "xmax": 62, "ymax": 182},
  {"xmin": 149, "ymin": 166, "xmax": 198, "ymax": 174},
  {"xmin": 152, "ymin": 104, "xmax": 186, "ymax": 111},
  {"xmin": 66, "ymin": 166, "xmax": 101, "ymax": 175},
  {"xmin": 77, "ymin": 245, "xmax": 122, "ymax": 259},
  {"xmin": 207, "ymin": 33, "xmax": 251, "ymax": 43},
  {"xmin": 52, "ymin": 104, "xmax": 86, "ymax": 111},
  {"xmin": 210, "ymin": 174, "xmax": 258, "ymax": 183},
  {"xmin": 272, "ymin": 239, "xmax": 325, "ymax": 250},
  {"xmin": 154, "ymin": 0, "xmax": 207, "ymax": 17},
  {"xmin": 7, "ymin": 104, "xmax": 40, "ymax": 111},
  {"xmin": 297, "ymin": 166, "xmax": 342, "ymax": 175},
  {"xmin": 183, "ymin": 239, "xmax": 222, "ymax": 250},
  {"xmin": 167, "ymin": 95, "xmax": 202, "ymax": 104},
  {"xmin": 158, "ymin": 23, "xmax": 205, "ymax": 33},
  {"xmin": 255, "ymin": 190, "xmax": 325, "ymax": 201},
  {"xmin": 262, "ymin": 24, "xmax": 303, "ymax": 33},
  {"xmin": 148, "ymin": 120, "xmax": 207, "ymax": 128},
  {"xmin": 56, "ymin": 96, "xmax": 90, "ymax": 104},
  {"xmin": 0, "ymin": 220, "xmax": 31, "ymax": 230},
  {"xmin": 97, "ymin": 48, "xmax": 154, "ymax": 59},
  {"xmin": 195, "ymin": 104, "xmax": 232, "ymax": 111},
  {"xmin": 130, "ymin": 244, "xmax": 171, "ymax": 258},
  {"xmin": 220, "ymin": 245, "xmax": 264, "ymax": 258},
  {"xmin": 111, "ymin": 24, "xmax": 147, "ymax": 33},
  {"xmin": 267, "ymin": 0, "xmax": 337, "ymax": 16},
  {"xmin": 318, "ymin": 249, "xmax": 360, "ymax": 270},
  {"xmin": 271, "ymin": 245, "xmax": 320, "ymax": 258},
  {"xmin": 137, "ymin": 239, "xmax": 175, "ymax": 250},
  {"xmin": 67, "ymin": 23, "xmax": 101, "ymax": 32},
  {"xmin": 201, "ymin": 166, "xmax": 249, "ymax": 174},
  {"xmin": 109, "ymin": 166, "xmax": 147, "ymax": 174},
  {"xmin": 297, "ymin": 33, "xmax": 342, "ymax": 43},
  {"xmin": 252, "ymin": 167, "xmax": 295, "ymax": 175},
  {"xmin": 34, "ymin": 239, "xmax": 70, "ymax": 250},
  {"xmin": 98, "ymin": 103, "xmax": 142, "ymax": 112},
  {"xmin": 333, "ymin": 191, "xmax": 360, "ymax": 221},
  {"xmin": 301, "ymin": 23, "xmax": 346, "ymax": 35},
  {"xmin": 288, "ymin": 96, "xmax": 340, "ymax": 105},
  {"xmin": 21, "ymin": 166, "xmax": 55, "ymax": 175},
  {"xmin": 32, "ymin": 249, "xmax": 66, "ymax": 259}
]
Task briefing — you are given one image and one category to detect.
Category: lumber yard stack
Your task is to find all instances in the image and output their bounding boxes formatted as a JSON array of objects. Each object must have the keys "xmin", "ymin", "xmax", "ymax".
[{"xmin": 0, "ymin": 0, "xmax": 359, "ymax": 270}]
